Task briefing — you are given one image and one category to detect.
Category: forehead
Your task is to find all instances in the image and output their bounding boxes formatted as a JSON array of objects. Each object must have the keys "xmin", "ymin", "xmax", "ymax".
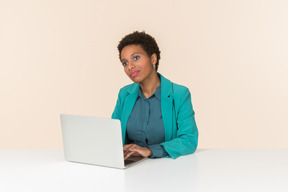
[{"xmin": 120, "ymin": 44, "xmax": 147, "ymax": 59}]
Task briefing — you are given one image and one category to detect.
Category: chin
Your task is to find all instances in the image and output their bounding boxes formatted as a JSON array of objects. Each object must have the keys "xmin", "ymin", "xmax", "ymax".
[{"xmin": 129, "ymin": 76, "xmax": 142, "ymax": 83}]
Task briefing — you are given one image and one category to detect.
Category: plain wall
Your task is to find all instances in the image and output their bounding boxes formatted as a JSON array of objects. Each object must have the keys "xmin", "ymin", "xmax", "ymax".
[{"xmin": 1, "ymin": 0, "xmax": 287, "ymax": 149}]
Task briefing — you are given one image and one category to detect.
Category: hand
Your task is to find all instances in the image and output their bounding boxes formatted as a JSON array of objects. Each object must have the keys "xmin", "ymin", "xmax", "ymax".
[{"xmin": 123, "ymin": 144, "xmax": 152, "ymax": 160}]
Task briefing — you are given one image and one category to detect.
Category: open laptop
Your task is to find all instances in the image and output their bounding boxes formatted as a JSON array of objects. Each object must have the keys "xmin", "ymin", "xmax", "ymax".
[{"xmin": 60, "ymin": 114, "xmax": 146, "ymax": 169}]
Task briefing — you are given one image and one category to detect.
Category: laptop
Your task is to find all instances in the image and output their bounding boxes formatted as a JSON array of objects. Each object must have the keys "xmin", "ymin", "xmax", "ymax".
[{"xmin": 60, "ymin": 114, "xmax": 146, "ymax": 169}]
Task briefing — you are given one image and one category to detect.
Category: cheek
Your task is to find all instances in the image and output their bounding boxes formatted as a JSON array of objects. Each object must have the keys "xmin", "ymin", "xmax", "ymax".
[
  {"xmin": 124, "ymin": 67, "xmax": 129, "ymax": 75},
  {"xmin": 142, "ymin": 59, "xmax": 152, "ymax": 68}
]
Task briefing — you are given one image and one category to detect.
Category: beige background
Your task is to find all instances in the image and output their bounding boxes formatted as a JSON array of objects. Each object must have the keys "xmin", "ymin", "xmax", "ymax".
[{"xmin": 0, "ymin": 0, "xmax": 287, "ymax": 149}]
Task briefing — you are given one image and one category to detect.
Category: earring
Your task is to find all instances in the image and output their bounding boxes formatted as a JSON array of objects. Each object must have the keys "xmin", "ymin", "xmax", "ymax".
[{"xmin": 153, "ymin": 64, "xmax": 156, "ymax": 69}]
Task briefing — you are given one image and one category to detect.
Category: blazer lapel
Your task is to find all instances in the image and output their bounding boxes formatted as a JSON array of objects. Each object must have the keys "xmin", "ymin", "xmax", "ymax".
[
  {"xmin": 121, "ymin": 83, "xmax": 139, "ymax": 144},
  {"xmin": 159, "ymin": 74, "xmax": 174, "ymax": 141}
]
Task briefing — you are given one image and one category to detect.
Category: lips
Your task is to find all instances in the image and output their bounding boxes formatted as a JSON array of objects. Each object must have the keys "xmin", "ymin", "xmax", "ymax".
[{"xmin": 130, "ymin": 70, "xmax": 140, "ymax": 78}]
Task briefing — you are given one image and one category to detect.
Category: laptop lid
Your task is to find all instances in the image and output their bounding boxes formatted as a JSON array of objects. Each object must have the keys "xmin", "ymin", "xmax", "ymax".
[{"xmin": 60, "ymin": 114, "xmax": 126, "ymax": 169}]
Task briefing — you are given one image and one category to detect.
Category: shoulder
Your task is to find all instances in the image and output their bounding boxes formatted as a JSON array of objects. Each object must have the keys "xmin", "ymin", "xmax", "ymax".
[
  {"xmin": 159, "ymin": 73, "xmax": 191, "ymax": 101},
  {"xmin": 117, "ymin": 83, "xmax": 139, "ymax": 97},
  {"xmin": 172, "ymin": 82, "xmax": 190, "ymax": 95},
  {"xmin": 171, "ymin": 82, "xmax": 191, "ymax": 108},
  {"xmin": 160, "ymin": 73, "xmax": 190, "ymax": 95}
]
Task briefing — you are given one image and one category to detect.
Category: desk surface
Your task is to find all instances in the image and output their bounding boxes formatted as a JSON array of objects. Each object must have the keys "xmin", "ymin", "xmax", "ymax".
[{"xmin": 0, "ymin": 149, "xmax": 287, "ymax": 192}]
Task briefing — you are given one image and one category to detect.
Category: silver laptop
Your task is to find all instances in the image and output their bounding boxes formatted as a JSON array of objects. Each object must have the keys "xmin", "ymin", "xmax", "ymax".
[{"xmin": 60, "ymin": 114, "xmax": 146, "ymax": 169}]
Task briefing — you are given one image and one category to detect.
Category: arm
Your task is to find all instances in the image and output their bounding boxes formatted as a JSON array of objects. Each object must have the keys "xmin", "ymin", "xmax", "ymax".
[
  {"xmin": 148, "ymin": 144, "xmax": 169, "ymax": 158},
  {"xmin": 161, "ymin": 88, "xmax": 199, "ymax": 159},
  {"xmin": 111, "ymin": 89, "xmax": 123, "ymax": 120}
]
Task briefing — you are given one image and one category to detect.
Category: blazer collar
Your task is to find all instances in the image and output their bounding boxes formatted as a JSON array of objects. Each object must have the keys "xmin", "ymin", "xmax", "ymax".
[
  {"xmin": 127, "ymin": 82, "xmax": 139, "ymax": 95},
  {"xmin": 159, "ymin": 73, "xmax": 173, "ymax": 97}
]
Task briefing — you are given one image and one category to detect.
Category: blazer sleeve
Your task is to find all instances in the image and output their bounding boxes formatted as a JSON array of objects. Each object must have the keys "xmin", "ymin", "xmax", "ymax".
[
  {"xmin": 111, "ymin": 89, "xmax": 123, "ymax": 120},
  {"xmin": 161, "ymin": 87, "xmax": 199, "ymax": 159}
]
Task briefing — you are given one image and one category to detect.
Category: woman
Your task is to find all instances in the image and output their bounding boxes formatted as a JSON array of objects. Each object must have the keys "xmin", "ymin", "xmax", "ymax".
[{"xmin": 112, "ymin": 31, "xmax": 198, "ymax": 159}]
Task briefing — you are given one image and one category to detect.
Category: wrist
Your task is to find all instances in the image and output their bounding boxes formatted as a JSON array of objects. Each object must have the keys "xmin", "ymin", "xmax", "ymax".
[{"xmin": 146, "ymin": 147, "xmax": 153, "ymax": 157}]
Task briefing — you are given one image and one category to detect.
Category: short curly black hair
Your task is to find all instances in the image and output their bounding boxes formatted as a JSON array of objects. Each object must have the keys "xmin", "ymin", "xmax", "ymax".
[{"xmin": 117, "ymin": 31, "xmax": 161, "ymax": 71}]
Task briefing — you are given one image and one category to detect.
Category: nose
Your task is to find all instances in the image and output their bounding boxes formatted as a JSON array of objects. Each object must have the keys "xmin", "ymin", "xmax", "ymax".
[{"xmin": 127, "ymin": 62, "xmax": 135, "ymax": 71}]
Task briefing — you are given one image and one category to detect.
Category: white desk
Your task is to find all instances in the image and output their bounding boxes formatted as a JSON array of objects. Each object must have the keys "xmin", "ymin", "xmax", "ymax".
[{"xmin": 0, "ymin": 149, "xmax": 287, "ymax": 192}]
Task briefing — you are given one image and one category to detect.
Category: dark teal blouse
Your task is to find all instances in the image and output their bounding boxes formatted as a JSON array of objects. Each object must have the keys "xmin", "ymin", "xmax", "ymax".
[{"xmin": 126, "ymin": 85, "xmax": 169, "ymax": 158}]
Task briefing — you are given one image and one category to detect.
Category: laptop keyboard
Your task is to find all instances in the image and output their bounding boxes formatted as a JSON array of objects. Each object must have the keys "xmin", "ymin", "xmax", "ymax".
[{"xmin": 124, "ymin": 156, "xmax": 145, "ymax": 166}]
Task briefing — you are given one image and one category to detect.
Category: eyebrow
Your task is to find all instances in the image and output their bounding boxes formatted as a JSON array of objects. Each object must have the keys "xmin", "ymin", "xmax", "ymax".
[
  {"xmin": 130, "ymin": 52, "xmax": 141, "ymax": 56},
  {"xmin": 121, "ymin": 52, "xmax": 141, "ymax": 62}
]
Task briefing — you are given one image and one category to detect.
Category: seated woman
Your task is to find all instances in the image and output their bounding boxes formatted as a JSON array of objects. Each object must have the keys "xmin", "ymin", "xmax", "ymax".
[{"xmin": 112, "ymin": 31, "xmax": 198, "ymax": 159}]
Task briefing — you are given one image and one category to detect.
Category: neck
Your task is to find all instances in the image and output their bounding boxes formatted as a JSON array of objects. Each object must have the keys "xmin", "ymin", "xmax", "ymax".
[{"xmin": 140, "ymin": 71, "xmax": 160, "ymax": 98}]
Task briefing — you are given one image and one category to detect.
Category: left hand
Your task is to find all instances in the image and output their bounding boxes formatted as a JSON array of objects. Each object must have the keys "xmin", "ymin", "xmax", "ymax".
[{"xmin": 123, "ymin": 144, "xmax": 152, "ymax": 160}]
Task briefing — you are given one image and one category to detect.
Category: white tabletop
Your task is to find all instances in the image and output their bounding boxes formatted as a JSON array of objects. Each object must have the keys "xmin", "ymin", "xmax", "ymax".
[{"xmin": 0, "ymin": 149, "xmax": 287, "ymax": 192}]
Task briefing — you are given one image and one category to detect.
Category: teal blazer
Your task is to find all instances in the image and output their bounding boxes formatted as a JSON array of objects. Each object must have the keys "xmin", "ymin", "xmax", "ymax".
[{"xmin": 112, "ymin": 73, "xmax": 198, "ymax": 159}]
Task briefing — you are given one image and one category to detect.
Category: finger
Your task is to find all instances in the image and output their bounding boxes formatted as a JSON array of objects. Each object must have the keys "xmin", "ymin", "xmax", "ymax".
[
  {"xmin": 124, "ymin": 145, "xmax": 140, "ymax": 158},
  {"xmin": 124, "ymin": 148, "xmax": 130, "ymax": 157},
  {"xmin": 124, "ymin": 150, "xmax": 136, "ymax": 160},
  {"xmin": 128, "ymin": 147, "xmax": 150, "ymax": 157},
  {"xmin": 123, "ymin": 144, "xmax": 132, "ymax": 148},
  {"xmin": 123, "ymin": 144, "xmax": 135, "ymax": 151},
  {"xmin": 125, "ymin": 149, "xmax": 142, "ymax": 160},
  {"xmin": 123, "ymin": 146, "xmax": 134, "ymax": 157}
]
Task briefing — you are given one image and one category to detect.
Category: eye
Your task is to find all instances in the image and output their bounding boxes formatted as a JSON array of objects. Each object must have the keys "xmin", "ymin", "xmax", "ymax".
[
  {"xmin": 133, "ymin": 55, "xmax": 140, "ymax": 61},
  {"xmin": 122, "ymin": 61, "xmax": 128, "ymax": 67}
]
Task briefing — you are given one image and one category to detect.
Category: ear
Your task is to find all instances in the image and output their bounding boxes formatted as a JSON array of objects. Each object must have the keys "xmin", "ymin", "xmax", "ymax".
[{"xmin": 151, "ymin": 53, "xmax": 157, "ymax": 65}]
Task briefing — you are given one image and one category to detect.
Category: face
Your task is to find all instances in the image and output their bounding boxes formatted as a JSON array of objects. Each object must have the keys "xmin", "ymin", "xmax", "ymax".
[{"xmin": 120, "ymin": 44, "xmax": 156, "ymax": 83}]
